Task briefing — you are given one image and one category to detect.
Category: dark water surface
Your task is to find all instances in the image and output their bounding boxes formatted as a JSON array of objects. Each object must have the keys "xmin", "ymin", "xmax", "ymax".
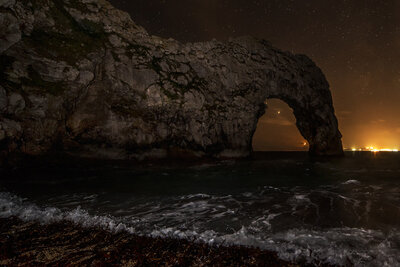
[{"xmin": 1, "ymin": 152, "xmax": 399, "ymax": 266}]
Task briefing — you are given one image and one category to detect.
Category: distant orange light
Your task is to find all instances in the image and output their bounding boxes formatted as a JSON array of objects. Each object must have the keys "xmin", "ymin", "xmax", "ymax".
[{"xmin": 345, "ymin": 146, "xmax": 399, "ymax": 152}]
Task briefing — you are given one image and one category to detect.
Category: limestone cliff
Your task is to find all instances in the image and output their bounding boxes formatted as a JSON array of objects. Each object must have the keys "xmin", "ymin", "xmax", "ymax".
[{"xmin": 0, "ymin": 0, "xmax": 343, "ymax": 160}]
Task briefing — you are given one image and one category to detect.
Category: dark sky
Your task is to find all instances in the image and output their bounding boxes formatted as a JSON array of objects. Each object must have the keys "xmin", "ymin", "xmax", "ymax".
[{"xmin": 110, "ymin": 0, "xmax": 400, "ymax": 150}]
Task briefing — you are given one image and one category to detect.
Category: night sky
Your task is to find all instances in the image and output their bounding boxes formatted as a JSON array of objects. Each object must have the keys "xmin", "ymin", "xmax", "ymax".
[{"xmin": 110, "ymin": 0, "xmax": 400, "ymax": 151}]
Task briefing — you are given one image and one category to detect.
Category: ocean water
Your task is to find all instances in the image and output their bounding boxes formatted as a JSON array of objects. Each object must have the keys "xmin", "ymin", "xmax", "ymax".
[{"xmin": 1, "ymin": 152, "xmax": 400, "ymax": 266}]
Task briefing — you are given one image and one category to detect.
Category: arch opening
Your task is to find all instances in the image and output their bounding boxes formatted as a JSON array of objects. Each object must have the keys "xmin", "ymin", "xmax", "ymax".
[{"xmin": 252, "ymin": 98, "xmax": 309, "ymax": 151}]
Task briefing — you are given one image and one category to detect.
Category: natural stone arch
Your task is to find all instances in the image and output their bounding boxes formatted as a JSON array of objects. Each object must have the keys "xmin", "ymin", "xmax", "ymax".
[
  {"xmin": 269, "ymin": 56, "xmax": 343, "ymax": 156},
  {"xmin": 247, "ymin": 54, "xmax": 344, "ymax": 156},
  {"xmin": 0, "ymin": 0, "xmax": 343, "ymax": 160},
  {"xmin": 193, "ymin": 38, "xmax": 343, "ymax": 157}
]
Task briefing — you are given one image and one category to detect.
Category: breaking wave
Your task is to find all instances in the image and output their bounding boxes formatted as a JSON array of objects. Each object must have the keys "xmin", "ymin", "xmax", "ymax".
[
  {"xmin": 1, "ymin": 191, "xmax": 399, "ymax": 266},
  {"xmin": 0, "ymin": 192, "xmax": 135, "ymax": 233}
]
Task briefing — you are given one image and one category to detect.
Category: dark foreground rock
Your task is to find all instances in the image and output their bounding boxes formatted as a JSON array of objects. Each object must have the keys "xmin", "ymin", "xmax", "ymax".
[
  {"xmin": 0, "ymin": 217, "xmax": 335, "ymax": 267},
  {"xmin": 0, "ymin": 0, "xmax": 343, "ymax": 161}
]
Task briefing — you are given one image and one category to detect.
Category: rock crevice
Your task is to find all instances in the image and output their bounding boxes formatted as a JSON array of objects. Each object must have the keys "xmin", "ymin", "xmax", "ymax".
[{"xmin": 0, "ymin": 0, "xmax": 343, "ymax": 160}]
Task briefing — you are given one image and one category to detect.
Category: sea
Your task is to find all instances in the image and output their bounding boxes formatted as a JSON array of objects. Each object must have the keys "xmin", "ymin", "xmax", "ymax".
[{"xmin": 1, "ymin": 151, "xmax": 399, "ymax": 266}]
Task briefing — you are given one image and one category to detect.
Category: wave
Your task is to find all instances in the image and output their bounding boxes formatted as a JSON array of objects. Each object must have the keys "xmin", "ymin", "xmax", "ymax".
[
  {"xmin": 342, "ymin": 179, "xmax": 361, "ymax": 185},
  {"xmin": 0, "ymin": 192, "xmax": 135, "ymax": 233},
  {"xmin": 1, "ymin": 191, "xmax": 399, "ymax": 266}
]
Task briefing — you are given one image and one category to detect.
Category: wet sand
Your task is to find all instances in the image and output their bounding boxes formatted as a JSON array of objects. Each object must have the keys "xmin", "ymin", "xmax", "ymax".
[{"xmin": 0, "ymin": 217, "xmax": 333, "ymax": 266}]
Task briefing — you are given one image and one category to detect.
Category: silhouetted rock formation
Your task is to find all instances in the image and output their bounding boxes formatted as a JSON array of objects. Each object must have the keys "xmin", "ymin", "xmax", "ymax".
[{"xmin": 0, "ymin": 0, "xmax": 343, "ymax": 160}]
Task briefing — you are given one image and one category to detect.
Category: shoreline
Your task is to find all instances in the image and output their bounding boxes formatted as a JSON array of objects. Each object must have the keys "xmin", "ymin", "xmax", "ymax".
[{"xmin": 0, "ymin": 217, "xmax": 332, "ymax": 266}]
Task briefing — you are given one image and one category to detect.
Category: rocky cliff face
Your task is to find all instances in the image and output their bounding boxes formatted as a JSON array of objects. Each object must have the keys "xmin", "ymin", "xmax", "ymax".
[{"xmin": 0, "ymin": 0, "xmax": 343, "ymax": 160}]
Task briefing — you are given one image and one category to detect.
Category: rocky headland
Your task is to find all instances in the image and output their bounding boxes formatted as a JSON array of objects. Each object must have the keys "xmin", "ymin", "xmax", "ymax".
[{"xmin": 0, "ymin": 0, "xmax": 343, "ymax": 162}]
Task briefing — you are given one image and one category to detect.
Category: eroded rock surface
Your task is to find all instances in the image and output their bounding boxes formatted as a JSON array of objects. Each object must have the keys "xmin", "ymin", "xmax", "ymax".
[{"xmin": 0, "ymin": 0, "xmax": 343, "ymax": 160}]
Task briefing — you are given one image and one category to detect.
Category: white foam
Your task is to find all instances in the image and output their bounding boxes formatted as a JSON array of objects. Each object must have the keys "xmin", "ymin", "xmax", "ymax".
[
  {"xmin": 1, "ymin": 191, "xmax": 399, "ymax": 267},
  {"xmin": 180, "ymin": 193, "xmax": 211, "ymax": 199},
  {"xmin": 218, "ymin": 227, "xmax": 400, "ymax": 266},
  {"xmin": 342, "ymin": 179, "xmax": 361, "ymax": 185},
  {"xmin": 0, "ymin": 192, "xmax": 135, "ymax": 234}
]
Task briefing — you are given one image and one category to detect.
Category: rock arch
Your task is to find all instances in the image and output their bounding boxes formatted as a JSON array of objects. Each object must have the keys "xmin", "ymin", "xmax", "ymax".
[
  {"xmin": 189, "ymin": 38, "xmax": 343, "ymax": 157},
  {"xmin": 0, "ymin": 0, "xmax": 343, "ymax": 160},
  {"xmin": 252, "ymin": 51, "xmax": 344, "ymax": 156}
]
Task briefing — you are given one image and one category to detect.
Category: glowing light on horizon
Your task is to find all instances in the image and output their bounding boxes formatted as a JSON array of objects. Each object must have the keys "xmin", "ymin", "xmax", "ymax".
[
  {"xmin": 346, "ymin": 146, "xmax": 399, "ymax": 152},
  {"xmin": 379, "ymin": 148, "xmax": 399, "ymax": 152}
]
